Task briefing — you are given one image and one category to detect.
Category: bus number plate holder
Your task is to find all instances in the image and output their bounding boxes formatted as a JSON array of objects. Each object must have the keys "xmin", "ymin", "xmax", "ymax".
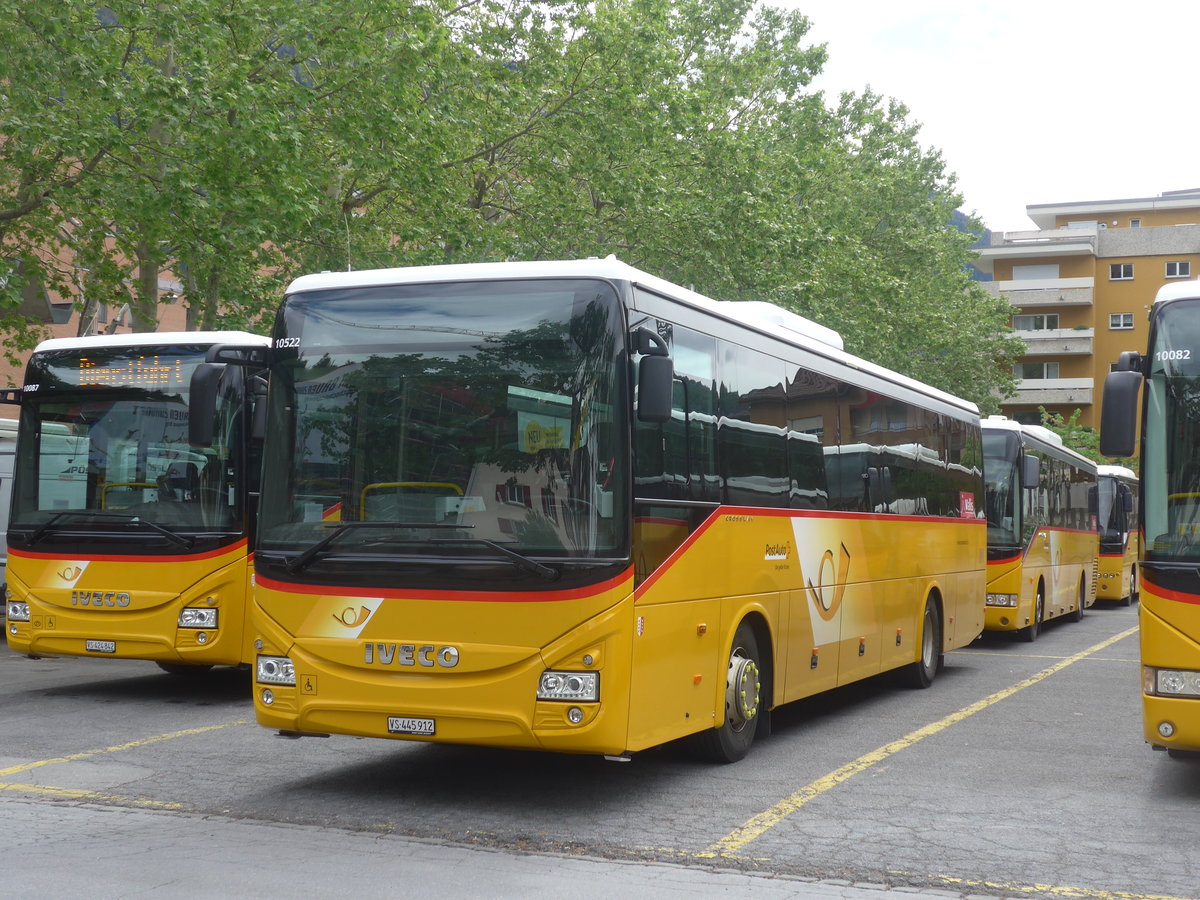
[
  {"xmin": 387, "ymin": 716, "xmax": 435, "ymax": 736},
  {"xmin": 86, "ymin": 639, "xmax": 116, "ymax": 654}
]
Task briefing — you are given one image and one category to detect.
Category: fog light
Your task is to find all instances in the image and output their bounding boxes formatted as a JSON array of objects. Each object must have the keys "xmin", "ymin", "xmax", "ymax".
[
  {"xmin": 567, "ymin": 706, "xmax": 584, "ymax": 724},
  {"xmin": 261, "ymin": 688, "xmax": 275, "ymax": 706},
  {"xmin": 196, "ymin": 632, "xmax": 208, "ymax": 644},
  {"xmin": 179, "ymin": 607, "xmax": 218, "ymax": 628},
  {"xmin": 8, "ymin": 623, "xmax": 15, "ymax": 636},
  {"xmin": 538, "ymin": 670, "xmax": 599, "ymax": 702},
  {"xmin": 1159, "ymin": 721, "xmax": 1176, "ymax": 739},
  {"xmin": 256, "ymin": 655, "xmax": 296, "ymax": 686}
]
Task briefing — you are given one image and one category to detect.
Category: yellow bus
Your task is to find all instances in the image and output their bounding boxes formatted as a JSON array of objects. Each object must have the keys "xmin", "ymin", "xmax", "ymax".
[
  {"xmin": 1096, "ymin": 464, "xmax": 1139, "ymax": 606},
  {"xmin": 982, "ymin": 416, "xmax": 1098, "ymax": 641},
  {"xmin": 233, "ymin": 258, "xmax": 986, "ymax": 762},
  {"xmin": 1102, "ymin": 278, "xmax": 1200, "ymax": 755},
  {"xmin": 3, "ymin": 331, "xmax": 269, "ymax": 675}
]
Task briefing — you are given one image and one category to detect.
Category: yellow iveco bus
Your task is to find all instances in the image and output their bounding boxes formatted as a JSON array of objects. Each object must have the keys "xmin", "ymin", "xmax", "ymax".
[
  {"xmin": 3, "ymin": 331, "xmax": 269, "ymax": 675},
  {"xmin": 1096, "ymin": 464, "xmax": 1139, "ymax": 606},
  {"xmin": 982, "ymin": 416, "xmax": 1098, "ymax": 641},
  {"xmin": 1102, "ymin": 278, "xmax": 1200, "ymax": 755},
  {"xmin": 229, "ymin": 258, "xmax": 986, "ymax": 762}
]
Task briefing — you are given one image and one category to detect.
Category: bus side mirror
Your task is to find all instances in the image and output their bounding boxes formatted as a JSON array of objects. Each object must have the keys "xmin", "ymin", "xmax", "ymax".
[
  {"xmin": 250, "ymin": 374, "xmax": 269, "ymax": 442},
  {"xmin": 1021, "ymin": 453, "xmax": 1040, "ymax": 489},
  {"xmin": 189, "ymin": 363, "xmax": 224, "ymax": 447},
  {"xmin": 632, "ymin": 327, "xmax": 673, "ymax": 424},
  {"xmin": 1100, "ymin": 370, "xmax": 1142, "ymax": 458},
  {"xmin": 637, "ymin": 356, "xmax": 673, "ymax": 423}
]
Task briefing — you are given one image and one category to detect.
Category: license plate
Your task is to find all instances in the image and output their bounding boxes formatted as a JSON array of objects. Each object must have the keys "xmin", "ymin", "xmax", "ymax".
[
  {"xmin": 387, "ymin": 716, "xmax": 435, "ymax": 736},
  {"xmin": 86, "ymin": 639, "xmax": 116, "ymax": 654}
]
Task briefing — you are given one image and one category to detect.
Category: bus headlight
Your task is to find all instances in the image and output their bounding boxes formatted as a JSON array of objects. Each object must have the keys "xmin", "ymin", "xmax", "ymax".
[
  {"xmin": 538, "ymin": 671, "xmax": 599, "ymax": 702},
  {"xmin": 6, "ymin": 601, "xmax": 30, "ymax": 622},
  {"xmin": 179, "ymin": 608, "xmax": 218, "ymax": 628},
  {"xmin": 256, "ymin": 655, "xmax": 296, "ymax": 686},
  {"xmin": 1147, "ymin": 667, "xmax": 1200, "ymax": 697},
  {"xmin": 985, "ymin": 593, "xmax": 1018, "ymax": 607}
]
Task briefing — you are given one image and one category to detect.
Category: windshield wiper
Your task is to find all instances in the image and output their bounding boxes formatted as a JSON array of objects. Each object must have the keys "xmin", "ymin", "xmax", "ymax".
[
  {"xmin": 448, "ymin": 538, "xmax": 558, "ymax": 581},
  {"xmin": 284, "ymin": 521, "xmax": 463, "ymax": 572},
  {"xmin": 23, "ymin": 510, "xmax": 195, "ymax": 549},
  {"xmin": 283, "ymin": 522, "xmax": 558, "ymax": 580}
]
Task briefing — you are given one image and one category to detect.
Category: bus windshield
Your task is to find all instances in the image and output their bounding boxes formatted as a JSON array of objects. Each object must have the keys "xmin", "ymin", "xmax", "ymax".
[
  {"xmin": 982, "ymin": 430, "xmax": 1021, "ymax": 548},
  {"xmin": 258, "ymin": 278, "xmax": 628, "ymax": 568},
  {"xmin": 10, "ymin": 345, "xmax": 244, "ymax": 535},
  {"xmin": 1144, "ymin": 298, "xmax": 1200, "ymax": 561}
]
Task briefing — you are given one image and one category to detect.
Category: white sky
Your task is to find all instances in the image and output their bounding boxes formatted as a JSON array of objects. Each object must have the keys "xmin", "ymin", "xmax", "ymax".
[{"xmin": 773, "ymin": 1, "xmax": 1200, "ymax": 233}]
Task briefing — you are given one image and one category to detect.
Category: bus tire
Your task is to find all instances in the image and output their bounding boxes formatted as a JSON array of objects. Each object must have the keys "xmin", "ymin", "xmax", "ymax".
[
  {"xmin": 1021, "ymin": 585, "xmax": 1044, "ymax": 642},
  {"xmin": 696, "ymin": 620, "xmax": 763, "ymax": 764},
  {"xmin": 1072, "ymin": 577, "xmax": 1086, "ymax": 622},
  {"xmin": 906, "ymin": 595, "xmax": 941, "ymax": 689},
  {"xmin": 1123, "ymin": 566, "xmax": 1138, "ymax": 607},
  {"xmin": 156, "ymin": 662, "xmax": 214, "ymax": 677}
]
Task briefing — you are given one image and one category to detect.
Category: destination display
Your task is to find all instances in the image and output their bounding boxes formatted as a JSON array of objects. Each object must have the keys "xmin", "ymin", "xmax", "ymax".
[{"xmin": 28, "ymin": 346, "xmax": 207, "ymax": 391}]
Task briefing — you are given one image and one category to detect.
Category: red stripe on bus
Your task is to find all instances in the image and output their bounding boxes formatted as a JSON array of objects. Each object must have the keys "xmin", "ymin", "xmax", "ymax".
[
  {"xmin": 8, "ymin": 539, "xmax": 248, "ymax": 564},
  {"xmin": 1144, "ymin": 582, "xmax": 1200, "ymax": 606},
  {"xmin": 255, "ymin": 567, "xmax": 635, "ymax": 603}
]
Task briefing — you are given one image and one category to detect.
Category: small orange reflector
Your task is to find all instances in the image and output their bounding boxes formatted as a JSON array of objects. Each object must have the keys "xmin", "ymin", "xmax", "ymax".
[
  {"xmin": 693, "ymin": 674, "xmax": 703, "ymax": 685},
  {"xmin": 696, "ymin": 623, "xmax": 707, "ymax": 635}
]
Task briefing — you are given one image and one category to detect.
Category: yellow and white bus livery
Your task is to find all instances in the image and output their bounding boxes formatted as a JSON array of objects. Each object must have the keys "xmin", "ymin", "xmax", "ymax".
[{"xmin": 231, "ymin": 258, "xmax": 988, "ymax": 762}]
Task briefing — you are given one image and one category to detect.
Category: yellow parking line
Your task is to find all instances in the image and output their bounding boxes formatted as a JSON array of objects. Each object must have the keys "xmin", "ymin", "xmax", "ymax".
[
  {"xmin": 929, "ymin": 872, "xmax": 1197, "ymax": 900},
  {"xmin": 699, "ymin": 626, "xmax": 1139, "ymax": 859},
  {"xmin": 0, "ymin": 781, "xmax": 183, "ymax": 809},
  {"xmin": 0, "ymin": 719, "xmax": 248, "ymax": 778}
]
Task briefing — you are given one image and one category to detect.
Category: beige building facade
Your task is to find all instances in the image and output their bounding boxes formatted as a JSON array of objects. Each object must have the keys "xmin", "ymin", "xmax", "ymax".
[{"xmin": 974, "ymin": 188, "xmax": 1200, "ymax": 428}]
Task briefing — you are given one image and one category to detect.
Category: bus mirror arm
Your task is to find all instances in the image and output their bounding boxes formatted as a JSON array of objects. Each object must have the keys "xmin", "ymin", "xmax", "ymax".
[
  {"xmin": 0, "ymin": 386, "xmax": 21, "ymax": 405},
  {"xmin": 205, "ymin": 344, "xmax": 269, "ymax": 367},
  {"xmin": 632, "ymin": 328, "xmax": 673, "ymax": 424}
]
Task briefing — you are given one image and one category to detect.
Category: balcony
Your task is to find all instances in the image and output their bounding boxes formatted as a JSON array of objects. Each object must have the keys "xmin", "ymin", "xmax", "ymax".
[
  {"xmin": 982, "ymin": 277, "xmax": 1094, "ymax": 308},
  {"xmin": 1004, "ymin": 378, "xmax": 1094, "ymax": 406},
  {"xmin": 1016, "ymin": 328, "xmax": 1094, "ymax": 356}
]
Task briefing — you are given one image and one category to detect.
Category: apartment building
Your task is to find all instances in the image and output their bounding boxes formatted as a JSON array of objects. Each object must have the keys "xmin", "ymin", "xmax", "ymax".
[{"xmin": 973, "ymin": 188, "xmax": 1200, "ymax": 428}]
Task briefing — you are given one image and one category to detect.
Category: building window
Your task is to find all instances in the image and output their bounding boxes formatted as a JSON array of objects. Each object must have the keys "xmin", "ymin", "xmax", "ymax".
[
  {"xmin": 1130, "ymin": 219, "xmax": 1141, "ymax": 228},
  {"xmin": 1012, "ymin": 313, "xmax": 1059, "ymax": 331},
  {"xmin": 1110, "ymin": 263, "xmax": 1134, "ymax": 280},
  {"xmin": 1015, "ymin": 362, "xmax": 1059, "ymax": 380},
  {"xmin": 1109, "ymin": 313, "xmax": 1135, "ymax": 330},
  {"xmin": 1166, "ymin": 261, "xmax": 1191, "ymax": 279}
]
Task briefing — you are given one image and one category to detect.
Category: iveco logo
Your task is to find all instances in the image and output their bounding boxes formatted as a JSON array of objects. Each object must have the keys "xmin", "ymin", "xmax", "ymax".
[
  {"xmin": 363, "ymin": 642, "xmax": 460, "ymax": 668},
  {"xmin": 71, "ymin": 591, "xmax": 131, "ymax": 608}
]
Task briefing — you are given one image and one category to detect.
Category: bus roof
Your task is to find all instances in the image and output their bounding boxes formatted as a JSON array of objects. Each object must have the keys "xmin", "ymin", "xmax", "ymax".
[
  {"xmin": 1154, "ymin": 279, "xmax": 1200, "ymax": 306},
  {"xmin": 286, "ymin": 257, "xmax": 979, "ymax": 417},
  {"xmin": 32, "ymin": 331, "xmax": 270, "ymax": 353},
  {"xmin": 1097, "ymin": 464, "xmax": 1137, "ymax": 480},
  {"xmin": 982, "ymin": 415, "xmax": 1096, "ymax": 469}
]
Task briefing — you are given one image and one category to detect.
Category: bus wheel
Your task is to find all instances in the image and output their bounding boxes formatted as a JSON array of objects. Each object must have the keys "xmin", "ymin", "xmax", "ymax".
[
  {"xmin": 697, "ymin": 620, "xmax": 763, "ymax": 764},
  {"xmin": 156, "ymin": 662, "xmax": 214, "ymax": 677},
  {"xmin": 1072, "ymin": 577, "xmax": 1086, "ymax": 622},
  {"xmin": 1124, "ymin": 567, "xmax": 1138, "ymax": 607},
  {"xmin": 906, "ymin": 595, "xmax": 941, "ymax": 689},
  {"xmin": 1021, "ymin": 586, "xmax": 1044, "ymax": 642}
]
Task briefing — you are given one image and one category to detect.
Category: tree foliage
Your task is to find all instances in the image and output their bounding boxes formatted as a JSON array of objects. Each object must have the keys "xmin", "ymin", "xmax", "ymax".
[{"xmin": 0, "ymin": 0, "xmax": 1020, "ymax": 408}]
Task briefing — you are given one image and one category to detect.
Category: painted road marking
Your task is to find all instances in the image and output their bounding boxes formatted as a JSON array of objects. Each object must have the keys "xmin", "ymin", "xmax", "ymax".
[
  {"xmin": 700, "ymin": 626, "xmax": 1139, "ymax": 859},
  {"xmin": 0, "ymin": 719, "xmax": 247, "ymax": 778}
]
